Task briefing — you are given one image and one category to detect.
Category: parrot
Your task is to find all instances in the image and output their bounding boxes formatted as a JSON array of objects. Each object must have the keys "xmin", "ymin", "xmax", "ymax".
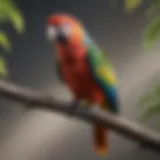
[{"xmin": 45, "ymin": 13, "xmax": 119, "ymax": 156}]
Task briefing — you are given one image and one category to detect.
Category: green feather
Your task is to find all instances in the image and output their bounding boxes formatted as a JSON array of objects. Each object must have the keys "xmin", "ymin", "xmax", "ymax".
[
  {"xmin": 87, "ymin": 43, "xmax": 117, "ymax": 87},
  {"xmin": 86, "ymin": 43, "xmax": 118, "ymax": 113}
]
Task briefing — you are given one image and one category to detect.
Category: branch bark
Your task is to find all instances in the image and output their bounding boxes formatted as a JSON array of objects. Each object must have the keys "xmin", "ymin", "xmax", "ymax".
[{"xmin": 0, "ymin": 80, "xmax": 160, "ymax": 154}]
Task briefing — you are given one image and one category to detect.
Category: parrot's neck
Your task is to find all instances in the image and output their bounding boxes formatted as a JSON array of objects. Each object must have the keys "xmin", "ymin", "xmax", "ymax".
[
  {"xmin": 56, "ymin": 41, "xmax": 87, "ymax": 63},
  {"xmin": 83, "ymin": 32, "xmax": 93, "ymax": 45},
  {"xmin": 56, "ymin": 31, "xmax": 96, "ymax": 62}
]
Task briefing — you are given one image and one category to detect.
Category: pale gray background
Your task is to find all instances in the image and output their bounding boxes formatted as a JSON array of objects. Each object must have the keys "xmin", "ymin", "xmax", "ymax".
[{"xmin": 0, "ymin": 0, "xmax": 159, "ymax": 160}]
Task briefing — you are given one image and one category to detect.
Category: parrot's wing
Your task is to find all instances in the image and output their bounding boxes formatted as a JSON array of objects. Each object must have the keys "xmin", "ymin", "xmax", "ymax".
[
  {"xmin": 55, "ymin": 60, "xmax": 64, "ymax": 82},
  {"xmin": 86, "ymin": 44, "xmax": 119, "ymax": 113}
]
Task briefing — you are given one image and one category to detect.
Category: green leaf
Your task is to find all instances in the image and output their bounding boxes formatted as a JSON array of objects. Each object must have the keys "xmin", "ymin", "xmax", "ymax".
[
  {"xmin": 139, "ymin": 95, "xmax": 159, "ymax": 109},
  {"xmin": 9, "ymin": 9, "xmax": 24, "ymax": 34},
  {"xmin": 0, "ymin": 0, "xmax": 14, "ymax": 18},
  {"xmin": 0, "ymin": 14, "xmax": 7, "ymax": 22},
  {"xmin": 124, "ymin": 0, "xmax": 143, "ymax": 13},
  {"xmin": 0, "ymin": 56, "xmax": 8, "ymax": 77},
  {"xmin": 0, "ymin": 0, "xmax": 25, "ymax": 34},
  {"xmin": 140, "ymin": 102, "xmax": 160, "ymax": 120},
  {"xmin": 146, "ymin": 0, "xmax": 160, "ymax": 18},
  {"xmin": 142, "ymin": 15, "xmax": 160, "ymax": 48},
  {"xmin": 0, "ymin": 31, "xmax": 11, "ymax": 52},
  {"xmin": 138, "ymin": 85, "xmax": 160, "ymax": 107},
  {"xmin": 138, "ymin": 84, "xmax": 160, "ymax": 120}
]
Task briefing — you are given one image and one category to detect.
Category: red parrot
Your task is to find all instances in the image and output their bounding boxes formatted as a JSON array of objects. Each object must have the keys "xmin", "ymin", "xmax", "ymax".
[{"xmin": 45, "ymin": 13, "xmax": 119, "ymax": 156}]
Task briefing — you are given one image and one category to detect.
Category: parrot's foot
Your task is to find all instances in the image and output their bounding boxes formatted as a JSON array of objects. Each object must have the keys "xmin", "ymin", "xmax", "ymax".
[{"xmin": 69, "ymin": 100, "xmax": 80, "ymax": 115}]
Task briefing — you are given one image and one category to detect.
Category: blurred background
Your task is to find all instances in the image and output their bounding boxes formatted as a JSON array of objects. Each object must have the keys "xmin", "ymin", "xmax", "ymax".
[{"xmin": 0, "ymin": 0, "xmax": 159, "ymax": 160}]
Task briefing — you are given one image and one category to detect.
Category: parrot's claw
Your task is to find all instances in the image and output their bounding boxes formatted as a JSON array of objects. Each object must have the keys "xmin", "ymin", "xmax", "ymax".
[{"xmin": 69, "ymin": 100, "xmax": 80, "ymax": 115}]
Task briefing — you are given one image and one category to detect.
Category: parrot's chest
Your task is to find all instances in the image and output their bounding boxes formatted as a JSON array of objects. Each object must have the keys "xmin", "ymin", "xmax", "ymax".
[
  {"xmin": 60, "ymin": 60, "xmax": 104, "ymax": 102},
  {"xmin": 61, "ymin": 60, "xmax": 92, "ymax": 88}
]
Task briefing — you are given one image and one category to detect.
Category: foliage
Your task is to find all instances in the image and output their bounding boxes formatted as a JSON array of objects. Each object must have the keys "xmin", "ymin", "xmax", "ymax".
[
  {"xmin": 0, "ymin": 0, "xmax": 24, "ymax": 77},
  {"xmin": 138, "ymin": 84, "xmax": 160, "ymax": 120},
  {"xmin": 121, "ymin": 0, "xmax": 160, "ymax": 120},
  {"xmin": 121, "ymin": 0, "xmax": 160, "ymax": 48},
  {"xmin": 142, "ymin": 15, "xmax": 160, "ymax": 48},
  {"xmin": 139, "ymin": 0, "xmax": 160, "ymax": 120},
  {"xmin": 0, "ymin": 31, "xmax": 11, "ymax": 51},
  {"xmin": 123, "ymin": 0, "xmax": 143, "ymax": 13},
  {"xmin": 141, "ymin": 0, "xmax": 160, "ymax": 49}
]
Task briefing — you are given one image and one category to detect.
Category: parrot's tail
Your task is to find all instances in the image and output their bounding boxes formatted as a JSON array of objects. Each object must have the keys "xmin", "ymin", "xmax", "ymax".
[
  {"xmin": 93, "ymin": 101, "xmax": 109, "ymax": 157},
  {"xmin": 93, "ymin": 123, "xmax": 109, "ymax": 156}
]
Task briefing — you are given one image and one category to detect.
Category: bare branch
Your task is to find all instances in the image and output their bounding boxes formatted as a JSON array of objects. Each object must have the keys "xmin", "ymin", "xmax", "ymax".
[{"xmin": 0, "ymin": 80, "xmax": 160, "ymax": 154}]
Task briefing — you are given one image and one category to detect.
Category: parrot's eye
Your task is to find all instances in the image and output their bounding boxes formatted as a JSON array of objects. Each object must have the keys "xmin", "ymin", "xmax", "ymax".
[
  {"xmin": 46, "ymin": 26, "xmax": 58, "ymax": 41},
  {"xmin": 59, "ymin": 24, "xmax": 72, "ymax": 37}
]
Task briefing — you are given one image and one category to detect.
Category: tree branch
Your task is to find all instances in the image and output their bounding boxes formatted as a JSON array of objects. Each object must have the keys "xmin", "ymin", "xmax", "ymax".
[{"xmin": 0, "ymin": 80, "xmax": 160, "ymax": 154}]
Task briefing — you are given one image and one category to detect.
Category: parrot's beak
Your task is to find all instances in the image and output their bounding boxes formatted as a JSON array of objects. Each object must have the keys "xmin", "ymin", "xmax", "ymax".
[
  {"xmin": 57, "ymin": 32, "xmax": 67, "ymax": 43},
  {"xmin": 46, "ymin": 25, "xmax": 67, "ymax": 43}
]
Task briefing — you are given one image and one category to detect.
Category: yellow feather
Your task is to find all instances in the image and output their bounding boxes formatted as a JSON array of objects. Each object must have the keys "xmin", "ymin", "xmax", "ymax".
[{"xmin": 96, "ymin": 65, "xmax": 117, "ymax": 86}]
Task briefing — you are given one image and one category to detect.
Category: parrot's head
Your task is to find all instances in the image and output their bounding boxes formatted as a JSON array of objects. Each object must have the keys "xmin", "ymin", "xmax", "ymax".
[{"xmin": 45, "ymin": 13, "xmax": 87, "ymax": 45}]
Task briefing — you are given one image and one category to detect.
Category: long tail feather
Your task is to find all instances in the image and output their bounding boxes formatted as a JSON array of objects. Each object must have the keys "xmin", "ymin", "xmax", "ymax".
[
  {"xmin": 93, "ymin": 101, "xmax": 109, "ymax": 156},
  {"xmin": 93, "ymin": 123, "xmax": 109, "ymax": 156}
]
